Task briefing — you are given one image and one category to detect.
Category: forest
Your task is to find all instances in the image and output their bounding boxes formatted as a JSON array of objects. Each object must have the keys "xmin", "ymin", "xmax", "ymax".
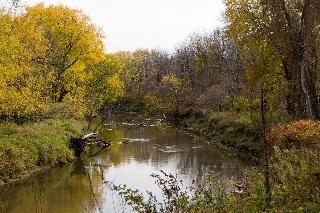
[{"xmin": 1, "ymin": 0, "xmax": 320, "ymax": 212}]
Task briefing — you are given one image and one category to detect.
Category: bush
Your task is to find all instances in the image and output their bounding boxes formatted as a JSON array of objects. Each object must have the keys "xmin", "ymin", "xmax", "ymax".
[
  {"xmin": 267, "ymin": 120, "xmax": 320, "ymax": 149},
  {"xmin": 265, "ymin": 120, "xmax": 320, "ymax": 212},
  {"xmin": 114, "ymin": 170, "xmax": 232, "ymax": 213}
]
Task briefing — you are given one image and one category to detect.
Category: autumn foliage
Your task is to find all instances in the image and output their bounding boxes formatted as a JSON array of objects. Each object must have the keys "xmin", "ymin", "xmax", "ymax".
[
  {"xmin": 0, "ymin": 4, "xmax": 123, "ymax": 120},
  {"xmin": 268, "ymin": 120, "xmax": 320, "ymax": 149}
]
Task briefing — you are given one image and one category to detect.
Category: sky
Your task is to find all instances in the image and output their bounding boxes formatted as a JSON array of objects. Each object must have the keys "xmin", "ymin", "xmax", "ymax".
[{"xmin": 19, "ymin": 0, "xmax": 225, "ymax": 53}]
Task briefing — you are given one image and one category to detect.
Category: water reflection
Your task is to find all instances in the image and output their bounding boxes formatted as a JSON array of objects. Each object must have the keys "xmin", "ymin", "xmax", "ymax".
[
  {"xmin": 0, "ymin": 112, "xmax": 258, "ymax": 213},
  {"xmin": 0, "ymin": 162, "xmax": 103, "ymax": 213}
]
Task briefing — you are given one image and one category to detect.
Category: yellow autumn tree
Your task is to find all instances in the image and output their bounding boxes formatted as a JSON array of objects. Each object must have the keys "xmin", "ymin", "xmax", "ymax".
[
  {"xmin": 85, "ymin": 54, "xmax": 124, "ymax": 116},
  {"xmin": 0, "ymin": 8, "xmax": 47, "ymax": 118},
  {"xmin": 224, "ymin": 0, "xmax": 287, "ymax": 113},
  {"xmin": 24, "ymin": 3, "xmax": 106, "ymax": 103},
  {"xmin": 0, "ymin": 4, "xmax": 123, "ymax": 119}
]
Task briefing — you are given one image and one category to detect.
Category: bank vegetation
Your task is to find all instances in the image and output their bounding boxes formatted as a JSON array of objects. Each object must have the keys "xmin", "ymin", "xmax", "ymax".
[{"xmin": 1, "ymin": 0, "xmax": 320, "ymax": 211}]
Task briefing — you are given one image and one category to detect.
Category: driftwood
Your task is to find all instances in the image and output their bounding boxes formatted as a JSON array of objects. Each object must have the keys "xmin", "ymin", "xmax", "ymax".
[
  {"xmin": 231, "ymin": 184, "xmax": 246, "ymax": 198},
  {"xmin": 69, "ymin": 132, "xmax": 111, "ymax": 158},
  {"xmin": 83, "ymin": 132, "xmax": 111, "ymax": 146},
  {"xmin": 82, "ymin": 132, "xmax": 99, "ymax": 140}
]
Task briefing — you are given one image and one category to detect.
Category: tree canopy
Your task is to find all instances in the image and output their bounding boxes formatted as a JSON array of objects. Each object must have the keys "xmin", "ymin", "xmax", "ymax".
[{"xmin": 0, "ymin": 4, "xmax": 123, "ymax": 119}]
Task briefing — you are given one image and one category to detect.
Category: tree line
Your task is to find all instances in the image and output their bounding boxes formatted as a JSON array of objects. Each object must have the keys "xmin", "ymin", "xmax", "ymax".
[
  {"xmin": 2, "ymin": 0, "xmax": 320, "ymax": 122},
  {"xmin": 112, "ymin": 0, "xmax": 320, "ymax": 123},
  {"xmin": 2, "ymin": 1, "xmax": 320, "ymax": 210},
  {"xmin": 111, "ymin": 30, "xmax": 245, "ymax": 116}
]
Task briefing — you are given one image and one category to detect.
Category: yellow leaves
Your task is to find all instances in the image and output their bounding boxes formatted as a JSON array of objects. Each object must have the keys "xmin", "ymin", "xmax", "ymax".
[
  {"xmin": 26, "ymin": 4, "xmax": 105, "ymax": 67},
  {"xmin": 0, "ymin": 3, "xmax": 119, "ymax": 119},
  {"xmin": 85, "ymin": 56, "xmax": 125, "ymax": 114},
  {"xmin": 224, "ymin": 0, "xmax": 281, "ymax": 72},
  {"xmin": 224, "ymin": 0, "xmax": 291, "ymax": 114},
  {"xmin": 0, "ymin": 86, "xmax": 43, "ymax": 118},
  {"xmin": 105, "ymin": 74, "xmax": 125, "ymax": 98},
  {"xmin": 162, "ymin": 74, "xmax": 182, "ymax": 86},
  {"xmin": 24, "ymin": 3, "xmax": 107, "ymax": 103},
  {"xmin": 224, "ymin": 0, "xmax": 264, "ymax": 41},
  {"xmin": 0, "ymin": 10, "xmax": 46, "ymax": 118}
]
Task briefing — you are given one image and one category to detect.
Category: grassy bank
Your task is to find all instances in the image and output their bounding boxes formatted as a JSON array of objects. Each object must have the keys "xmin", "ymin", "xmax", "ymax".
[
  {"xmin": 186, "ymin": 110, "xmax": 263, "ymax": 156},
  {"xmin": 0, "ymin": 119, "xmax": 87, "ymax": 184}
]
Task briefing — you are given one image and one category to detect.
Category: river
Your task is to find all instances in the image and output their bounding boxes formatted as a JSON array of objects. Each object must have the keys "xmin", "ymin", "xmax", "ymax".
[{"xmin": 0, "ymin": 112, "xmax": 258, "ymax": 213}]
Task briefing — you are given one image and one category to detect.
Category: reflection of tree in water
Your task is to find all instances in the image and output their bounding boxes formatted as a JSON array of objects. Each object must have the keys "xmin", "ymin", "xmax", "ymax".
[
  {"xmin": 85, "ymin": 165, "xmax": 103, "ymax": 213},
  {"xmin": 71, "ymin": 161, "xmax": 87, "ymax": 176},
  {"xmin": 0, "ymin": 161, "xmax": 106, "ymax": 213}
]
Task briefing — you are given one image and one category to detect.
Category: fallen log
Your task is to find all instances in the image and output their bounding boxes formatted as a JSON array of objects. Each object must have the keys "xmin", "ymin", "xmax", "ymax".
[
  {"xmin": 70, "ymin": 133, "xmax": 111, "ymax": 157},
  {"xmin": 95, "ymin": 138, "xmax": 111, "ymax": 146},
  {"xmin": 83, "ymin": 132, "xmax": 111, "ymax": 146},
  {"xmin": 82, "ymin": 132, "xmax": 99, "ymax": 140}
]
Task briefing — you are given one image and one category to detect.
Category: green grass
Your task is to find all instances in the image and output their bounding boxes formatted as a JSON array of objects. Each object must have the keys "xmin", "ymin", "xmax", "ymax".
[{"xmin": 0, "ymin": 118, "xmax": 87, "ymax": 182}]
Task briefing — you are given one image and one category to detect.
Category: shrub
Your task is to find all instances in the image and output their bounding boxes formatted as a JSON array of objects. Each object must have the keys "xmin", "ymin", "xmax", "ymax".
[
  {"xmin": 114, "ymin": 170, "xmax": 232, "ymax": 213},
  {"xmin": 265, "ymin": 120, "xmax": 320, "ymax": 211},
  {"xmin": 267, "ymin": 120, "xmax": 320, "ymax": 149}
]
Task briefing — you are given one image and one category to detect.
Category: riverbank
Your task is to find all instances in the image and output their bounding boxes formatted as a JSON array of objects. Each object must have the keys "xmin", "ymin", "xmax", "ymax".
[
  {"xmin": 113, "ymin": 113, "xmax": 320, "ymax": 212},
  {"xmin": 185, "ymin": 110, "xmax": 263, "ymax": 156},
  {"xmin": 181, "ymin": 111, "xmax": 320, "ymax": 212},
  {"xmin": 0, "ymin": 118, "xmax": 87, "ymax": 185}
]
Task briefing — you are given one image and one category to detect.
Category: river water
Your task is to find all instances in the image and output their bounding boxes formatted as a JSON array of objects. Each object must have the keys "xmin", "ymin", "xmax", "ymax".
[{"xmin": 0, "ymin": 112, "xmax": 258, "ymax": 213}]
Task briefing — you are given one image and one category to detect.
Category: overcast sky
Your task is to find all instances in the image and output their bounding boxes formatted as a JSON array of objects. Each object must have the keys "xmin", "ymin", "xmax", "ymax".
[{"xmin": 21, "ymin": 0, "xmax": 225, "ymax": 53}]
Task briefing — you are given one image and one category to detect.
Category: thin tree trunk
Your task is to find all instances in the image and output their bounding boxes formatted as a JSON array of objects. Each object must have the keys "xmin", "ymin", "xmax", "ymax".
[{"xmin": 261, "ymin": 88, "xmax": 271, "ymax": 206}]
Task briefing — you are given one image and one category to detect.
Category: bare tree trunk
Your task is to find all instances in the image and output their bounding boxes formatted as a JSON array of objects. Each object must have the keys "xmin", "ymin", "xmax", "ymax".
[{"xmin": 300, "ymin": 58, "xmax": 315, "ymax": 121}]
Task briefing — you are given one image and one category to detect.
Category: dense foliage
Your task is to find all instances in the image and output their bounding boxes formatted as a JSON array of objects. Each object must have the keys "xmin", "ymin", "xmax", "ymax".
[
  {"xmin": 112, "ymin": 30, "xmax": 246, "ymax": 116},
  {"xmin": 0, "ymin": 3, "xmax": 123, "ymax": 120}
]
